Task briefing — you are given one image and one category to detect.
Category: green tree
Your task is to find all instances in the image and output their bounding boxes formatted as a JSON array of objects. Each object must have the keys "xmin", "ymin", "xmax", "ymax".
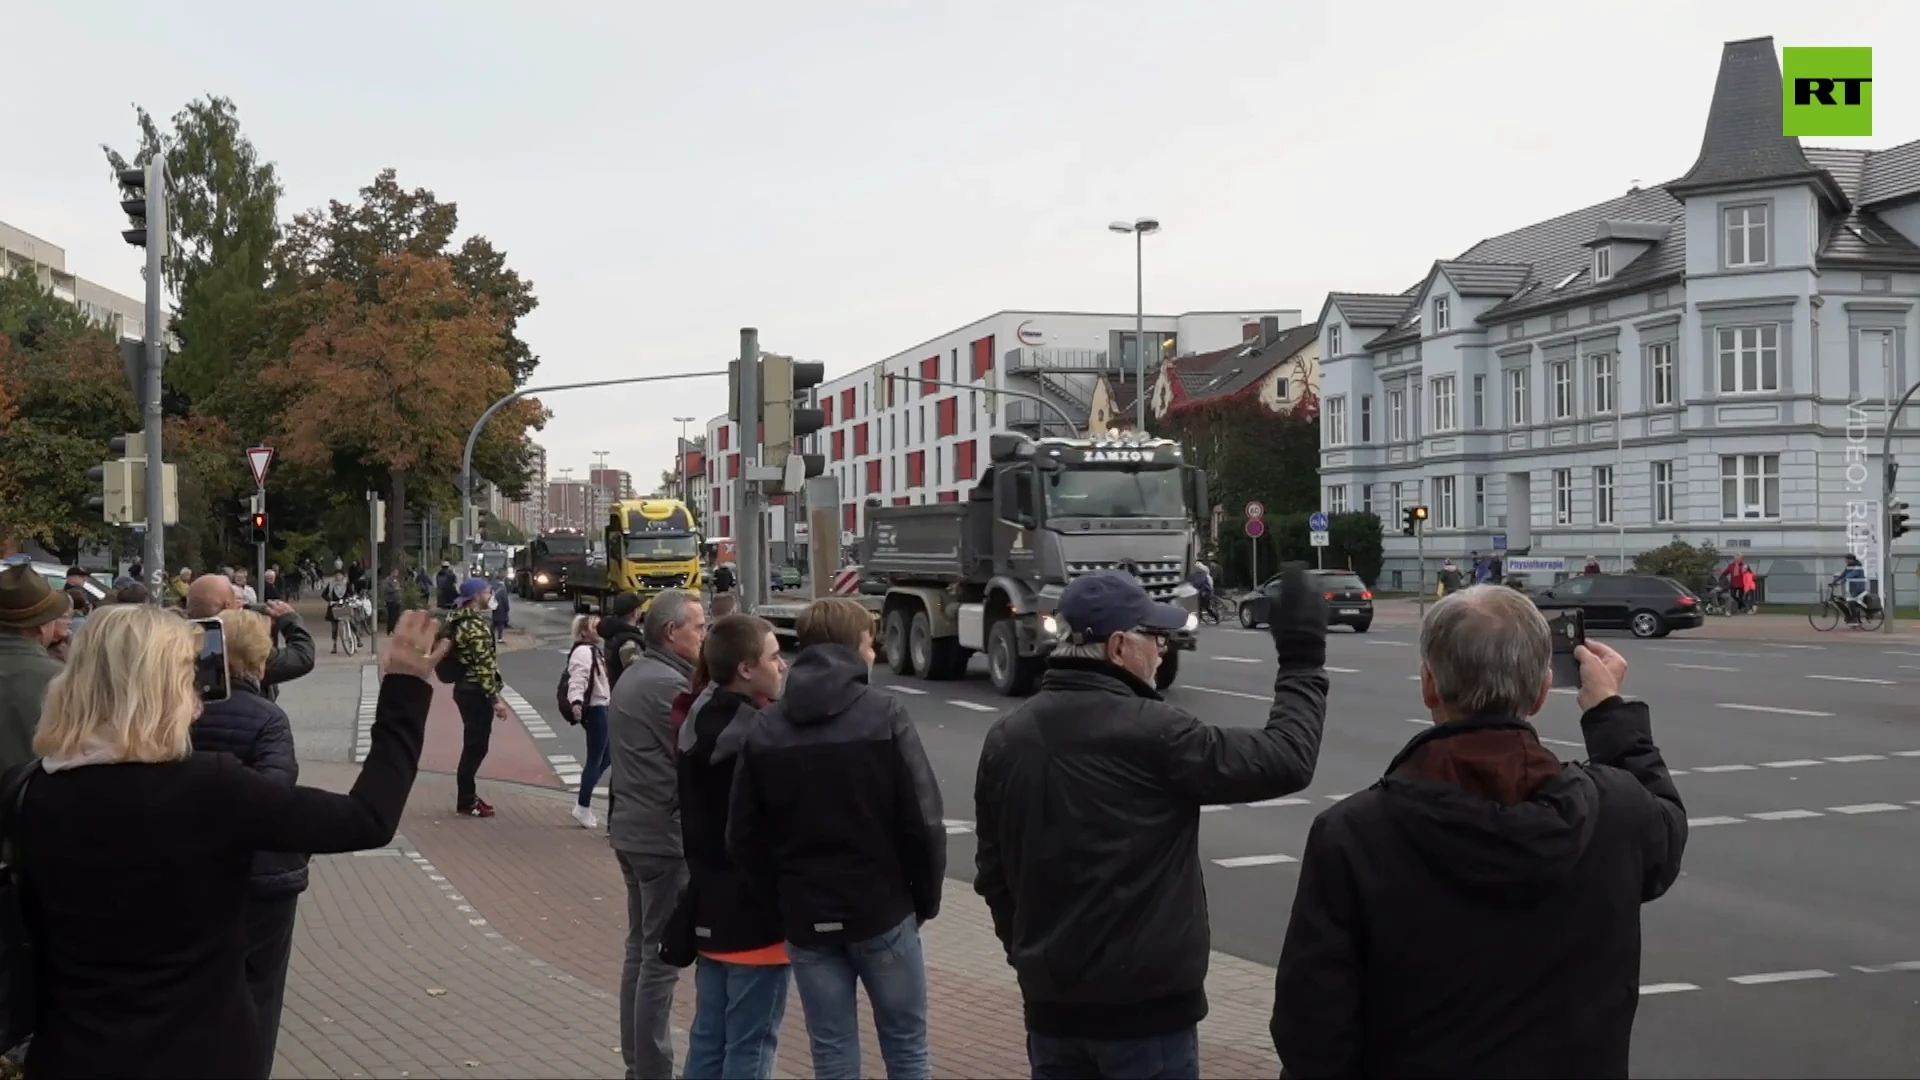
[
  {"xmin": 1633, "ymin": 539, "xmax": 1719, "ymax": 591},
  {"xmin": 1158, "ymin": 384, "xmax": 1322, "ymax": 530}
]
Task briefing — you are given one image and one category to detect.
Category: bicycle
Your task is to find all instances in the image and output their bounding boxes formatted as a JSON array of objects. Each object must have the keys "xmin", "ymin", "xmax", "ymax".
[
  {"xmin": 331, "ymin": 599, "xmax": 371, "ymax": 655},
  {"xmin": 1808, "ymin": 581, "xmax": 1884, "ymax": 632},
  {"xmin": 1196, "ymin": 592, "xmax": 1224, "ymax": 625}
]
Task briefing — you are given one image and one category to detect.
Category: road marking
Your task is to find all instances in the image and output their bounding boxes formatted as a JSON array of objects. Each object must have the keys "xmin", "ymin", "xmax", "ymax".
[
  {"xmin": 1209, "ymin": 656, "xmax": 1262, "ymax": 664},
  {"xmin": 883, "ymin": 685, "xmax": 928, "ymax": 695},
  {"xmin": 1749, "ymin": 809, "xmax": 1825, "ymax": 821},
  {"xmin": 941, "ymin": 819, "xmax": 974, "ymax": 835},
  {"xmin": 1325, "ymin": 793, "xmax": 1351, "ymax": 801},
  {"xmin": 1200, "ymin": 805, "xmax": 1232, "ymax": 813},
  {"xmin": 1895, "ymin": 751, "xmax": 1920, "ymax": 758},
  {"xmin": 1828, "ymin": 754, "xmax": 1888, "ymax": 763},
  {"xmin": 1688, "ymin": 816, "xmax": 1746, "ymax": 827},
  {"xmin": 1669, "ymin": 769, "xmax": 1690, "ymax": 776},
  {"xmin": 1325, "ymin": 666, "xmax": 1361, "ymax": 674},
  {"xmin": 1639, "ymin": 983, "xmax": 1700, "ymax": 995},
  {"xmin": 1693, "ymin": 764, "xmax": 1758, "ymax": 773},
  {"xmin": 1366, "ymin": 640, "xmax": 1414, "ymax": 647},
  {"xmin": 1828, "ymin": 803, "xmax": 1906, "ymax": 815},
  {"xmin": 1729, "ymin": 970, "xmax": 1834, "ymax": 985},
  {"xmin": 1669, "ymin": 663, "xmax": 1740, "ymax": 672},
  {"xmin": 1760, "ymin": 759, "xmax": 1822, "ymax": 768},
  {"xmin": 1650, "ymin": 647, "xmax": 1766, "ymax": 658},
  {"xmin": 1717, "ymin": 703, "xmax": 1835, "ymax": 717},
  {"xmin": 1213, "ymin": 854, "xmax": 1299, "ymax": 868},
  {"xmin": 1769, "ymin": 644, "xmax": 1825, "ymax": 651},
  {"xmin": 1185, "ymin": 685, "xmax": 1270, "ymax": 702},
  {"xmin": 1854, "ymin": 961, "xmax": 1920, "ymax": 973},
  {"xmin": 1806, "ymin": 674, "xmax": 1897, "ymax": 686},
  {"xmin": 548, "ymin": 755, "xmax": 578, "ymax": 765},
  {"xmin": 1406, "ymin": 675, "xmax": 1421, "ymax": 681},
  {"xmin": 1539, "ymin": 737, "xmax": 1585, "ymax": 749},
  {"xmin": 947, "ymin": 700, "xmax": 997, "ymax": 712},
  {"xmin": 1404, "ymin": 718, "xmax": 1431, "ymax": 726},
  {"xmin": 1548, "ymin": 688, "xmax": 1577, "ymax": 695},
  {"xmin": 1886, "ymin": 651, "xmax": 1920, "ymax": 658},
  {"xmin": 1246, "ymin": 797, "xmax": 1313, "ymax": 808}
]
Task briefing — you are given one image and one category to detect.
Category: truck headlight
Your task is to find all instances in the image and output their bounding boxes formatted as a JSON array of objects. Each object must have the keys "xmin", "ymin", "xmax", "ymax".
[
  {"xmin": 535, "ymin": 573, "xmax": 549, "ymax": 584},
  {"xmin": 1041, "ymin": 614, "xmax": 1059, "ymax": 637}
]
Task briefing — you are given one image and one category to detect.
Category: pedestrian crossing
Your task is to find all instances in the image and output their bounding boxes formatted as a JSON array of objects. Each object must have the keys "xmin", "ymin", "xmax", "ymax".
[{"xmin": 352, "ymin": 665, "xmax": 378, "ymax": 763}]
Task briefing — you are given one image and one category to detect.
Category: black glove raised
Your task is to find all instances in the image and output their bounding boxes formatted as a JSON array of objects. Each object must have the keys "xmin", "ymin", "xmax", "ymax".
[{"xmin": 1268, "ymin": 562, "xmax": 1329, "ymax": 669}]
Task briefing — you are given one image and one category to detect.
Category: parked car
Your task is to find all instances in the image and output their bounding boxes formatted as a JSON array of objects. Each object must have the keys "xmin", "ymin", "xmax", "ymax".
[
  {"xmin": 1527, "ymin": 573, "xmax": 1703, "ymax": 638},
  {"xmin": 1239, "ymin": 569, "xmax": 1373, "ymax": 632}
]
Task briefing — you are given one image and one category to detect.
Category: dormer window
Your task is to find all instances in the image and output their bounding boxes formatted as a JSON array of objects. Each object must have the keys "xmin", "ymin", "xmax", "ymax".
[
  {"xmin": 1593, "ymin": 246, "xmax": 1612, "ymax": 282},
  {"xmin": 1432, "ymin": 296, "xmax": 1450, "ymax": 332}
]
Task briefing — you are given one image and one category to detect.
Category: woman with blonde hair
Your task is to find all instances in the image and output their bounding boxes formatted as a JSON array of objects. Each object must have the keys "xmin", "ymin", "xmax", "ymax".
[
  {"xmin": 564, "ymin": 613, "xmax": 611, "ymax": 829},
  {"xmin": 0, "ymin": 605, "xmax": 446, "ymax": 1079}
]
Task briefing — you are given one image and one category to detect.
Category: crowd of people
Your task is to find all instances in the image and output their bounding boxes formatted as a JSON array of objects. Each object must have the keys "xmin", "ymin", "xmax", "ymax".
[{"xmin": 0, "ymin": 545, "xmax": 1692, "ymax": 1079}]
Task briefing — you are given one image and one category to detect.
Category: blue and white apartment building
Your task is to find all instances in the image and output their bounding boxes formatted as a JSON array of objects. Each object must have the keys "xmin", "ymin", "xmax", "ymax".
[{"xmin": 1317, "ymin": 36, "xmax": 1920, "ymax": 602}]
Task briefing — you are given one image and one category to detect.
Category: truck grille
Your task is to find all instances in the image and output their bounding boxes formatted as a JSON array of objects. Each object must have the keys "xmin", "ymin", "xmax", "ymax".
[
  {"xmin": 1066, "ymin": 559, "xmax": 1186, "ymax": 599},
  {"xmin": 639, "ymin": 574, "xmax": 688, "ymax": 590}
]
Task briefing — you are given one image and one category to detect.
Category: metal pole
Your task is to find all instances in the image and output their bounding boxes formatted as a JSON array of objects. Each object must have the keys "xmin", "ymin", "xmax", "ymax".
[
  {"xmin": 1134, "ymin": 230, "xmax": 1146, "ymax": 431},
  {"xmin": 367, "ymin": 489, "xmax": 380, "ymax": 653},
  {"xmin": 1881, "ymin": 338, "xmax": 1893, "ymax": 619},
  {"xmin": 737, "ymin": 329, "xmax": 764, "ymax": 613},
  {"xmin": 897, "ymin": 373, "xmax": 1079, "ymax": 437},
  {"xmin": 1615, "ymin": 365, "xmax": 1626, "ymax": 570},
  {"xmin": 254, "ymin": 487, "xmax": 267, "ymax": 596},
  {"xmin": 1416, "ymin": 523, "xmax": 1427, "ymax": 617},
  {"xmin": 141, "ymin": 158, "xmax": 167, "ymax": 594},
  {"xmin": 1879, "ymin": 376, "xmax": 1920, "ymax": 633},
  {"xmin": 460, "ymin": 369, "xmax": 727, "ymax": 569}
]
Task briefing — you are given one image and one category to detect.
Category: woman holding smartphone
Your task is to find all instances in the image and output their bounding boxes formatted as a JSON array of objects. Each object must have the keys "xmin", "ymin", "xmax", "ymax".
[{"xmin": 0, "ymin": 605, "xmax": 445, "ymax": 1079}]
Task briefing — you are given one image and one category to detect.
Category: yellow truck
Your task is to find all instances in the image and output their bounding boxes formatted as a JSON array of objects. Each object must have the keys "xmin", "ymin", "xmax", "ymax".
[{"xmin": 570, "ymin": 498, "xmax": 704, "ymax": 614}]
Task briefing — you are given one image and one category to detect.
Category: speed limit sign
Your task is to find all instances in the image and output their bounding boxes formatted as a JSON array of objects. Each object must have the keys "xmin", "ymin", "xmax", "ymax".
[{"xmin": 1245, "ymin": 500, "xmax": 1265, "ymax": 520}]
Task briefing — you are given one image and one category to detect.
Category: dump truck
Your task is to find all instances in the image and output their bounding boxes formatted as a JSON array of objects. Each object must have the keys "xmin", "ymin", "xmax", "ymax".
[
  {"xmin": 570, "ymin": 498, "xmax": 704, "ymax": 614},
  {"xmin": 757, "ymin": 431, "xmax": 1206, "ymax": 695},
  {"xmin": 512, "ymin": 529, "xmax": 589, "ymax": 600}
]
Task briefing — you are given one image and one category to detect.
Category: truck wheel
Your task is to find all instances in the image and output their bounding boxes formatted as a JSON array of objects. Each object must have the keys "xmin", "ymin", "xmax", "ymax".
[
  {"xmin": 1154, "ymin": 649, "xmax": 1181, "ymax": 691},
  {"xmin": 987, "ymin": 619, "xmax": 1041, "ymax": 696},
  {"xmin": 915, "ymin": 611, "xmax": 968, "ymax": 680},
  {"xmin": 884, "ymin": 608, "xmax": 916, "ymax": 676}
]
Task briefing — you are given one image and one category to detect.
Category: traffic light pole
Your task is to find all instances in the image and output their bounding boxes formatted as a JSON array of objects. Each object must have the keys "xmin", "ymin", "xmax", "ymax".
[
  {"xmin": 458, "ymin": 369, "xmax": 727, "ymax": 571},
  {"xmin": 1879, "ymin": 377, "xmax": 1920, "ymax": 634},
  {"xmin": 140, "ymin": 159, "xmax": 167, "ymax": 596},
  {"xmin": 736, "ymin": 328, "xmax": 765, "ymax": 613},
  {"xmin": 253, "ymin": 489, "xmax": 267, "ymax": 598},
  {"xmin": 1416, "ymin": 521, "xmax": 1427, "ymax": 618}
]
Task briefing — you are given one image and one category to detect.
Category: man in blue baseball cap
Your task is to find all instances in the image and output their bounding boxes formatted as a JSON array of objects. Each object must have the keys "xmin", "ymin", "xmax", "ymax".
[
  {"xmin": 973, "ymin": 566, "xmax": 1330, "ymax": 1079},
  {"xmin": 443, "ymin": 575, "xmax": 513, "ymax": 817}
]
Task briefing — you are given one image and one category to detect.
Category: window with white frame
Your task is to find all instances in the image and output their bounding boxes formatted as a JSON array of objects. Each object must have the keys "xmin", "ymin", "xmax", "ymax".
[
  {"xmin": 1326, "ymin": 395, "xmax": 1349, "ymax": 446},
  {"xmin": 1387, "ymin": 390, "xmax": 1406, "ymax": 440},
  {"xmin": 1724, "ymin": 203, "xmax": 1770, "ymax": 268},
  {"xmin": 1720, "ymin": 453, "xmax": 1780, "ymax": 520},
  {"xmin": 1594, "ymin": 465, "xmax": 1615, "ymax": 524},
  {"xmin": 1472, "ymin": 475, "xmax": 1487, "ymax": 527},
  {"xmin": 1593, "ymin": 245, "xmax": 1612, "ymax": 281},
  {"xmin": 1434, "ymin": 476, "xmax": 1457, "ymax": 528},
  {"xmin": 1325, "ymin": 485, "xmax": 1349, "ymax": 514},
  {"xmin": 1652, "ymin": 460, "xmax": 1675, "ymax": 523},
  {"xmin": 1553, "ymin": 469, "xmax": 1573, "ymax": 525},
  {"xmin": 1550, "ymin": 361, "xmax": 1573, "ymax": 420},
  {"xmin": 1328, "ymin": 324, "xmax": 1342, "ymax": 356},
  {"xmin": 1398, "ymin": 481, "xmax": 1419, "ymax": 519},
  {"xmin": 1412, "ymin": 384, "xmax": 1423, "ymax": 439},
  {"xmin": 1433, "ymin": 296, "xmax": 1450, "ymax": 332},
  {"xmin": 1361, "ymin": 483, "xmax": 1374, "ymax": 514},
  {"xmin": 1359, "ymin": 395, "xmax": 1373, "ymax": 442},
  {"xmin": 1590, "ymin": 353, "xmax": 1615, "ymax": 414},
  {"xmin": 1716, "ymin": 325, "xmax": 1780, "ymax": 394},
  {"xmin": 1431, "ymin": 376, "xmax": 1457, "ymax": 432},
  {"xmin": 1387, "ymin": 483, "xmax": 1402, "ymax": 521},
  {"xmin": 1648, "ymin": 341, "xmax": 1675, "ymax": 407},
  {"xmin": 1507, "ymin": 368, "xmax": 1530, "ymax": 424},
  {"xmin": 1471, "ymin": 374, "xmax": 1486, "ymax": 428}
]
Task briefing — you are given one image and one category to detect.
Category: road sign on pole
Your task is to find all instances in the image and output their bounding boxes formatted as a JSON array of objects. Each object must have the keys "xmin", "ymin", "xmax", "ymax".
[
  {"xmin": 1308, "ymin": 511, "xmax": 1328, "ymax": 532},
  {"xmin": 1244, "ymin": 518, "xmax": 1265, "ymax": 538},
  {"xmin": 246, "ymin": 447, "xmax": 274, "ymax": 489},
  {"xmin": 1245, "ymin": 500, "xmax": 1265, "ymax": 521},
  {"xmin": 1309, "ymin": 531, "xmax": 1330, "ymax": 547}
]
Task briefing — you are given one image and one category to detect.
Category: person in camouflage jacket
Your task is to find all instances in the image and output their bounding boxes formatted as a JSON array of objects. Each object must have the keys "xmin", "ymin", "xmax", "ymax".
[{"xmin": 444, "ymin": 577, "xmax": 509, "ymax": 816}]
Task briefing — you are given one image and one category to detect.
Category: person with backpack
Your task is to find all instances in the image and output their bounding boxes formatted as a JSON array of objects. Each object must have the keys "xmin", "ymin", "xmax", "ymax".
[
  {"xmin": 439, "ymin": 577, "xmax": 512, "ymax": 818},
  {"xmin": 599, "ymin": 592, "xmax": 647, "ymax": 687},
  {"xmin": 492, "ymin": 584, "xmax": 512, "ymax": 644},
  {"xmin": 563, "ymin": 614, "xmax": 612, "ymax": 829}
]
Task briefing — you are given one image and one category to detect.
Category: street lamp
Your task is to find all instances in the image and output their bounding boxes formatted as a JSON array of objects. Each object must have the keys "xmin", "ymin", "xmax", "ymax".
[
  {"xmin": 674, "ymin": 416, "xmax": 697, "ymax": 503},
  {"xmin": 1109, "ymin": 217, "xmax": 1161, "ymax": 431}
]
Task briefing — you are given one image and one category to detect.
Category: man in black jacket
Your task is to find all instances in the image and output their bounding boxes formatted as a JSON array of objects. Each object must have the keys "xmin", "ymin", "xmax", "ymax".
[
  {"xmin": 1271, "ymin": 584, "xmax": 1687, "ymax": 1079},
  {"xmin": 974, "ymin": 567, "xmax": 1328, "ymax": 1080},
  {"xmin": 184, "ymin": 574, "xmax": 315, "ymax": 702},
  {"xmin": 597, "ymin": 591, "xmax": 647, "ymax": 687},
  {"xmin": 728, "ymin": 597, "xmax": 944, "ymax": 1080}
]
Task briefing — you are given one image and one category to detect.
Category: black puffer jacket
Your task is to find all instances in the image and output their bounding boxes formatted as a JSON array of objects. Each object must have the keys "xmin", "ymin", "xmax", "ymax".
[
  {"xmin": 599, "ymin": 618, "xmax": 647, "ymax": 687},
  {"xmin": 191, "ymin": 676, "xmax": 310, "ymax": 898}
]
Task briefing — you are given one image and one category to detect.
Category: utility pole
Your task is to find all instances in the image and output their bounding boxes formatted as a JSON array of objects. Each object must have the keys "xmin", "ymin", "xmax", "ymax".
[
  {"xmin": 675, "ymin": 416, "xmax": 697, "ymax": 503},
  {"xmin": 367, "ymin": 490, "xmax": 381, "ymax": 652},
  {"xmin": 117, "ymin": 159, "xmax": 168, "ymax": 590},
  {"xmin": 1881, "ymin": 376, "xmax": 1920, "ymax": 633},
  {"xmin": 736, "ymin": 328, "xmax": 765, "ymax": 612}
]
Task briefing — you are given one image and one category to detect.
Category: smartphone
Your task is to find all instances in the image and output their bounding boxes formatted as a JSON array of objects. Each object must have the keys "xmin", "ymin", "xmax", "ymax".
[
  {"xmin": 191, "ymin": 617, "xmax": 231, "ymax": 702},
  {"xmin": 1547, "ymin": 610, "xmax": 1584, "ymax": 691}
]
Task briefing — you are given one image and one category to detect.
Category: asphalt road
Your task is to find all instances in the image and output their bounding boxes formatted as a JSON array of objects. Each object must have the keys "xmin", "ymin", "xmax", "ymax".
[{"xmin": 498, "ymin": 597, "xmax": 1920, "ymax": 1078}]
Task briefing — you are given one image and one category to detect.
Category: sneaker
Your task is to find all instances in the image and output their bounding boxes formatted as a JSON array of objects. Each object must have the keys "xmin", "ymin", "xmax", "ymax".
[
  {"xmin": 571, "ymin": 804, "xmax": 598, "ymax": 830},
  {"xmin": 456, "ymin": 798, "xmax": 495, "ymax": 818}
]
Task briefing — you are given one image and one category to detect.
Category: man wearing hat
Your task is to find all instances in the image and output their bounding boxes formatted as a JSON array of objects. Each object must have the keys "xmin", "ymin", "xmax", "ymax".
[
  {"xmin": 0, "ymin": 564, "xmax": 73, "ymax": 773},
  {"xmin": 972, "ymin": 566, "xmax": 1330, "ymax": 1079},
  {"xmin": 443, "ymin": 576, "xmax": 513, "ymax": 817}
]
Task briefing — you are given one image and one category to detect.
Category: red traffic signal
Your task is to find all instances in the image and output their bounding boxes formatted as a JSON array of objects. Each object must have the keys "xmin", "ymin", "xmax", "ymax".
[{"xmin": 250, "ymin": 512, "xmax": 268, "ymax": 543}]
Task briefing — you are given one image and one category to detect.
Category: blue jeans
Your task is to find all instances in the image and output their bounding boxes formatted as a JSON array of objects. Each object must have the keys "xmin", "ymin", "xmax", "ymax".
[
  {"xmin": 1027, "ymin": 1028, "xmax": 1200, "ymax": 1080},
  {"xmin": 786, "ymin": 916, "xmax": 929, "ymax": 1079},
  {"xmin": 578, "ymin": 704, "xmax": 610, "ymax": 807},
  {"xmin": 684, "ymin": 957, "xmax": 790, "ymax": 1079}
]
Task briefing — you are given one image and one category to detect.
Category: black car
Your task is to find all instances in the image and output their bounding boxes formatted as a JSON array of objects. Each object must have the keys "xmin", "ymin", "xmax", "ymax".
[
  {"xmin": 1528, "ymin": 573, "xmax": 1704, "ymax": 638},
  {"xmin": 1238, "ymin": 569, "xmax": 1373, "ymax": 632}
]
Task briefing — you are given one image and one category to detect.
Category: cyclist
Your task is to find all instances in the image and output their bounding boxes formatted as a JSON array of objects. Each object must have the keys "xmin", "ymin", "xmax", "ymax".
[
  {"xmin": 1835, "ymin": 554, "xmax": 1870, "ymax": 627},
  {"xmin": 320, "ymin": 565, "xmax": 355, "ymax": 653},
  {"xmin": 1189, "ymin": 561, "xmax": 1215, "ymax": 621}
]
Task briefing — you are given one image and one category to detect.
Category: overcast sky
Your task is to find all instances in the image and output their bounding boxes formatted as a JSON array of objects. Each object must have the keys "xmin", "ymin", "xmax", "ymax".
[{"xmin": 5, "ymin": 1, "xmax": 1914, "ymax": 490}]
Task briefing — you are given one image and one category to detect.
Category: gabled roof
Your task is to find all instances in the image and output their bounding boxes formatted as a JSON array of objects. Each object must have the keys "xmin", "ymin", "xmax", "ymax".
[
  {"xmin": 1437, "ymin": 261, "xmax": 1532, "ymax": 296},
  {"xmin": 1804, "ymin": 146, "xmax": 1920, "ymax": 267},
  {"xmin": 1326, "ymin": 293, "xmax": 1412, "ymax": 328},
  {"xmin": 1162, "ymin": 322, "xmax": 1319, "ymax": 413},
  {"xmin": 1666, "ymin": 37, "xmax": 1847, "ymax": 209},
  {"xmin": 1858, "ymin": 139, "xmax": 1920, "ymax": 207}
]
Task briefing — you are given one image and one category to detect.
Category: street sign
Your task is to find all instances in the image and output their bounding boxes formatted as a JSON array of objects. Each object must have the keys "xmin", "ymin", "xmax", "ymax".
[
  {"xmin": 1308, "ymin": 511, "xmax": 1328, "ymax": 532},
  {"xmin": 1245, "ymin": 501, "xmax": 1265, "ymax": 520},
  {"xmin": 1492, "ymin": 532, "xmax": 1508, "ymax": 553},
  {"xmin": 1309, "ymin": 531, "xmax": 1329, "ymax": 547},
  {"xmin": 1507, "ymin": 556, "xmax": 1566, "ymax": 574},
  {"xmin": 1245, "ymin": 519, "xmax": 1265, "ymax": 538},
  {"xmin": 246, "ymin": 446, "xmax": 274, "ymax": 488}
]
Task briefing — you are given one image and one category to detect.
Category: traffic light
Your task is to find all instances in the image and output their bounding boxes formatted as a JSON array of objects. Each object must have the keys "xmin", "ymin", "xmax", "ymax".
[
  {"xmin": 1892, "ymin": 501, "xmax": 1911, "ymax": 540},
  {"xmin": 86, "ymin": 461, "xmax": 134, "ymax": 523},
  {"xmin": 762, "ymin": 353, "xmax": 827, "ymax": 481},
  {"xmin": 117, "ymin": 163, "xmax": 159, "ymax": 249},
  {"xmin": 250, "ymin": 512, "xmax": 269, "ymax": 544},
  {"xmin": 1402, "ymin": 505, "xmax": 1428, "ymax": 536}
]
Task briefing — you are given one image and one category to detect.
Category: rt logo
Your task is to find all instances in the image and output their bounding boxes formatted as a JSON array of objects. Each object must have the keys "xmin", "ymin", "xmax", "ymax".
[{"xmin": 1783, "ymin": 47, "xmax": 1873, "ymax": 137}]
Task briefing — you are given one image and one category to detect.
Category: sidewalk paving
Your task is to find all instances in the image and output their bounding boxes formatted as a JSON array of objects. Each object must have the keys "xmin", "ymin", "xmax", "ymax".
[{"xmin": 269, "ymin": 664, "xmax": 1285, "ymax": 1078}]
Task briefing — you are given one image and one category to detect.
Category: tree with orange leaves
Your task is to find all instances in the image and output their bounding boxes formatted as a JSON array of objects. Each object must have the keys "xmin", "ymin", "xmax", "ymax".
[{"xmin": 262, "ymin": 253, "xmax": 544, "ymax": 569}]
